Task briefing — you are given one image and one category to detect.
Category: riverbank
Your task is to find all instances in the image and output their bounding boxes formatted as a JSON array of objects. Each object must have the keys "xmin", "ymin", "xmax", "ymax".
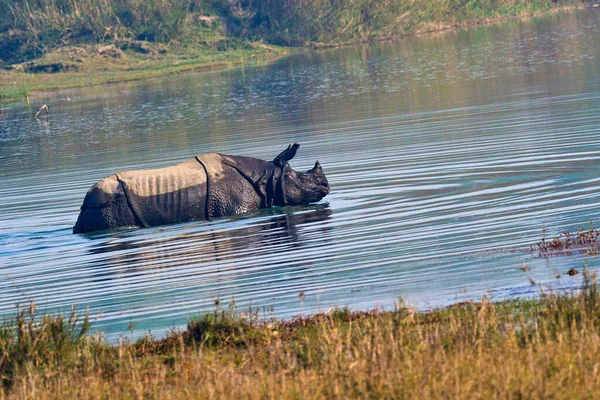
[
  {"xmin": 0, "ymin": 0, "xmax": 587, "ymax": 101},
  {"xmin": 0, "ymin": 43, "xmax": 291, "ymax": 101},
  {"xmin": 2, "ymin": 273, "xmax": 600, "ymax": 399}
]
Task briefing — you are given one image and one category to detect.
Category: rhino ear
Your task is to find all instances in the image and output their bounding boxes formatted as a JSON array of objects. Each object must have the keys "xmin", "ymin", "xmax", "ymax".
[{"xmin": 273, "ymin": 143, "xmax": 300, "ymax": 167}]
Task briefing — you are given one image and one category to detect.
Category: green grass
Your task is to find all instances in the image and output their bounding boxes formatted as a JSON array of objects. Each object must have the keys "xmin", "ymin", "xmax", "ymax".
[
  {"xmin": 0, "ymin": 0, "xmax": 581, "ymax": 60},
  {"xmin": 0, "ymin": 82, "xmax": 29, "ymax": 101},
  {"xmin": 0, "ymin": 0, "xmax": 222, "ymax": 63},
  {"xmin": 0, "ymin": 0, "xmax": 584, "ymax": 100},
  {"xmin": 0, "ymin": 42, "xmax": 291, "ymax": 100},
  {"xmin": 2, "ymin": 272, "xmax": 600, "ymax": 398}
]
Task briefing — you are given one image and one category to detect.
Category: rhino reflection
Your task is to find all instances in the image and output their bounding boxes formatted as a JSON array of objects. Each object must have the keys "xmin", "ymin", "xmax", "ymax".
[{"xmin": 87, "ymin": 205, "xmax": 332, "ymax": 275}]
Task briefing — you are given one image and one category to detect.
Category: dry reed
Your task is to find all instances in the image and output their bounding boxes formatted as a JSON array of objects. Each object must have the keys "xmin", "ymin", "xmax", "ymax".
[{"xmin": 2, "ymin": 272, "xmax": 600, "ymax": 399}]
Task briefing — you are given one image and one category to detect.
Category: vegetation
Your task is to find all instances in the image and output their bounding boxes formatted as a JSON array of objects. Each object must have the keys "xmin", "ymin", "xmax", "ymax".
[
  {"xmin": 247, "ymin": 0, "xmax": 581, "ymax": 46},
  {"xmin": 0, "ymin": 42, "xmax": 288, "ymax": 100},
  {"xmin": 2, "ymin": 272, "xmax": 600, "ymax": 398},
  {"xmin": 0, "ymin": 0, "xmax": 581, "ymax": 64},
  {"xmin": 537, "ymin": 224, "xmax": 600, "ymax": 256},
  {"xmin": 0, "ymin": 0, "xmax": 291, "ymax": 100},
  {"xmin": 0, "ymin": 0, "xmax": 583, "ymax": 99},
  {"xmin": 0, "ymin": 0, "xmax": 228, "ymax": 65}
]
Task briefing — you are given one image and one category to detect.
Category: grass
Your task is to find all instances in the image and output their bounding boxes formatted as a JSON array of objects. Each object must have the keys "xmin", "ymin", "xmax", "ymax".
[
  {"xmin": 0, "ymin": 0, "xmax": 585, "ymax": 100},
  {"xmin": 536, "ymin": 224, "xmax": 600, "ymax": 256},
  {"xmin": 0, "ymin": 0, "xmax": 289, "ymax": 100},
  {"xmin": 0, "ymin": 82, "xmax": 30, "ymax": 101},
  {"xmin": 2, "ymin": 272, "xmax": 600, "ymax": 398},
  {"xmin": 250, "ymin": 0, "xmax": 582, "ymax": 46},
  {"xmin": 0, "ymin": 42, "xmax": 290, "ymax": 100},
  {"xmin": 0, "ymin": 0, "xmax": 582, "ymax": 56},
  {"xmin": 0, "ymin": 0, "xmax": 222, "ymax": 63}
]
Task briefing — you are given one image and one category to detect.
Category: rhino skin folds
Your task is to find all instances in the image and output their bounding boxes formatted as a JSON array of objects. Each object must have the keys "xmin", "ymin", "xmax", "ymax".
[{"xmin": 73, "ymin": 144, "xmax": 330, "ymax": 234}]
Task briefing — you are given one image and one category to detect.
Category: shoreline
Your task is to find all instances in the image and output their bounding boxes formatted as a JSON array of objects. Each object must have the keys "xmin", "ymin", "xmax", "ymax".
[
  {"xmin": 1, "ymin": 276, "xmax": 599, "ymax": 398},
  {"xmin": 0, "ymin": 44, "xmax": 294, "ymax": 102},
  {"xmin": 0, "ymin": 2, "xmax": 588, "ymax": 102},
  {"xmin": 307, "ymin": 2, "xmax": 587, "ymax": 49}
]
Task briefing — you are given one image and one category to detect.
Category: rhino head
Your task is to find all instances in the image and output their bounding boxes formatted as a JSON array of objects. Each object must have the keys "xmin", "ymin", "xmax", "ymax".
[{"xmin": 272, "ymin": 143, "xmax": 330, "ymax": 206}]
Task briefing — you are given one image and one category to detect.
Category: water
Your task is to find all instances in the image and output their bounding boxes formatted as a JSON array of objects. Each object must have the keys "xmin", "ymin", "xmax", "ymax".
[{"xmin": 2, "ymin": 9, "xmax": 600, "ymax": 340}]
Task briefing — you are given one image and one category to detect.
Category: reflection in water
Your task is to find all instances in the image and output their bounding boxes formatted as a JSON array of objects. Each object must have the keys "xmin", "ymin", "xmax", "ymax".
[
  {"xmin": 88, "ymin": 205, "xmax": 332, "ymax": 270},
  {"xmin": 1, "ymin": 9, "xmax": 600, "ymax": 340}
]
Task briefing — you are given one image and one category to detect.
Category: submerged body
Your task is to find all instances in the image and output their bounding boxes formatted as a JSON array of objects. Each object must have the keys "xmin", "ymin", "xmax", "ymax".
[{"xmin": 73, "ymin": 144, "xmax": 329, "ymax": 234}]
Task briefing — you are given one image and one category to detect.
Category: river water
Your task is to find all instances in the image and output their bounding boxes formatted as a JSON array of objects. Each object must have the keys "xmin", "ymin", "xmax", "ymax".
[{"xmin": 1, "ymin": 8, "xmax": 600, "ymax": 340}]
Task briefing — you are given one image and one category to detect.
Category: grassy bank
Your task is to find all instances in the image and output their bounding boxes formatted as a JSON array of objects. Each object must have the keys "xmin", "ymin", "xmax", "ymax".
[
  {"xmin": 2, "ymin": 273, "xmax": 600, "ymax": 399},
  {"xmin": 248, "ymin": 0, "xmax": 582, "ymax": 46},
  {"xmin": 0, "ymin": 42, "xmax": 290, "ymax": 101},
  {"xmin": 0, "ymin": 0, "xmax": 584, "ymax": 100}
]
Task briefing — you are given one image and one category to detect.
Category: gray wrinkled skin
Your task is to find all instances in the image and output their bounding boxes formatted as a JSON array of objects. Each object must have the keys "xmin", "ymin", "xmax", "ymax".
[{"xmin": 73, "ymin": 144, "xmax": 329, "ymax": 234}]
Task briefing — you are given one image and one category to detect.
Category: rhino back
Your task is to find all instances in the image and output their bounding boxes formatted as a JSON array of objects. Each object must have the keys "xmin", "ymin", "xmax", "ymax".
[
  {"xmin": 117, "ymin": 158, "xmax": 208, "ymax": 227},
  {"xmin": 196, "ymin": 153, "xmax": 264, "ymax": 218}
]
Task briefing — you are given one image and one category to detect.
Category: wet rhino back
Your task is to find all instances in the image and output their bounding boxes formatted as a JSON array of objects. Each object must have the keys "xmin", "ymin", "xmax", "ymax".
[
  {"xmin": 117, "ymin": 158, "xmax": 208, "ymax": 227},
  {"xmin": 74, "ymin": 153, "xmax": 271, "ymax": 233},
  {"xmin": 196, "ymin": 153, "xmax": 263, "ymax": 218}
]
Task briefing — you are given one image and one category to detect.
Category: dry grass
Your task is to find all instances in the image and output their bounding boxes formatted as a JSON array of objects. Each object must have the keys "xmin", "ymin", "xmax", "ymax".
[
  {"xmin": 2, "ymin": 272, "xmax": 600, "ymax": 399},
  {"xmin": 537, "ymin": 225, "xmax": 600, "ymax": 256}
]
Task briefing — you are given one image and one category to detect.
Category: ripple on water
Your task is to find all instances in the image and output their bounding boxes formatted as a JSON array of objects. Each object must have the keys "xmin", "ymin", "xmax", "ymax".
[{"xmin": 1, "ymin": 9, "xmax": 600, "ymax": 340}]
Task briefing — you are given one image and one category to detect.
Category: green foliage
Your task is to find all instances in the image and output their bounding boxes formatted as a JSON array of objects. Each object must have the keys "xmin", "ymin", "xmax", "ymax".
[
  {"xmin": 0, "ymin": 0, "xmax": 220, "ymax": 63},
  {"xmin": 0, "ymin": 304, "xmax": 94, "ymax": 388},
  {"xmin": 0, "ymin": 0, "xmax": 580, "ymax": 64},
  {"xmin": 249, "ymin": 0, "xmax": 411, "ymax": 45},
  {"xmin": 185, "ymin": 308, "xmax": 254, "ymax": 347},
  {"xmin": 239, "ymin": 0, "xmax": 579, "ymax": 45},
  {"xmin": 0, "ymin": 82, "xmax": 29, "ymax": 100}
]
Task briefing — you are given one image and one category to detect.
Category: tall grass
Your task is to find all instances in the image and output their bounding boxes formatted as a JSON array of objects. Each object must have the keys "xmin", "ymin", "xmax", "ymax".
[
  {"xmin": 2, "ymin": 0, "xmax": 213, "ymax": 42},
  {"xmin": 0, "ymin": 304, "xmax": 94, "ymax": 389},
  {"xmin": 250, "ymin": 0, "xmax": 580, "ymax": 45},
  {"xmin": 2, "ymin": 273, "xmax": 600, "ymax": 398},
  {"xmin": 0, "ymin": 0, "xmax": 581, "ymax": 64},
  {"xmin": 0, "ymin": 0, "xmax": 221, "ymax": 63}
]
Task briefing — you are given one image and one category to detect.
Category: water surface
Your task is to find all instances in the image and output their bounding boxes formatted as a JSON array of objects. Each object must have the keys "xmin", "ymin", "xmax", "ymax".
[{"xmin": 2, "ymin": 8, "xmax": 600, "ymax": 339}]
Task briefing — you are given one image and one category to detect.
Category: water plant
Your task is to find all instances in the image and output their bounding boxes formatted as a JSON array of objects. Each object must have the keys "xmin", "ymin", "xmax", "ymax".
[{"xmin": 537, "ymin": 223, "xmax": 600, "ymax": 256}]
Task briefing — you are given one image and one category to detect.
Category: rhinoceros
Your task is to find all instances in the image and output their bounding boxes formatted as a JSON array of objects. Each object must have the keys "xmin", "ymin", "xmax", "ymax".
[{"xmin": 73, "ymin": 144, "xmax": 330, "ymax": 234}]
